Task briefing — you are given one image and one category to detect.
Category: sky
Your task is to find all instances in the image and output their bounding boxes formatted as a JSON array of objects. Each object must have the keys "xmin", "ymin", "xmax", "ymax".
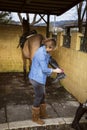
[{"xmin": 11, "ymin": 6, "xmax": 77, "ymax": 23}]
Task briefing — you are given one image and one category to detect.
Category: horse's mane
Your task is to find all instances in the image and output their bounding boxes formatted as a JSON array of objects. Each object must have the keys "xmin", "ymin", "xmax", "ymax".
[{"xmin": 17, "ymin": 30, "xmax": 37, "ymax": 48}]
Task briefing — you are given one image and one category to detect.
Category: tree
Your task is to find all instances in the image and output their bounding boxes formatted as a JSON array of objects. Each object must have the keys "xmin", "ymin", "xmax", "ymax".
[
  {"xmin": 0, "ymin": 11, "xmax": 12, "ymax": 24},
  {"xmin": 76, "ymin": 0, "xmax": 87, "ymax": 52},
  {"xmin": 77, "ymin": 1, "xmax": 86, "ymax": 33}
]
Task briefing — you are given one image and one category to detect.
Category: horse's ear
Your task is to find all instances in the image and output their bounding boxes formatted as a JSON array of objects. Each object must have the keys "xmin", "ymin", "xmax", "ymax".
[
  {"xmin": 43, "ymin": 38, "xmax": 51, "ymax": 43},
  {"xmin": 43, "ymin": 38, "xmax": 48, "ymax": 43},
  {"xmin": 42, "ymin": 40, "xmax": 45, "ymax": 44}
]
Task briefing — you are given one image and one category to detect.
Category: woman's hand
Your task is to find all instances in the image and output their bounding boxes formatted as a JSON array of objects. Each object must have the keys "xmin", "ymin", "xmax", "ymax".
[{"xmin": 52, "ymin": 68, "xmax": 63, "ymax": 73}]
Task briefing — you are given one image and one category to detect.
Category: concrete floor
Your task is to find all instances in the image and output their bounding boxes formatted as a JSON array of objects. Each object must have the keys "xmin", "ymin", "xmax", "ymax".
[{"xmin": 0, "ymin": 72, "xmax": 87, "ymax": 130}]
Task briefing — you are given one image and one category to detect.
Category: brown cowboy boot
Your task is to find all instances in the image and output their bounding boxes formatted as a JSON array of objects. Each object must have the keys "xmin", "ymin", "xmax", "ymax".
[
  {"xmin": 32, "ymin": 106, "xmax": 45, "ymax": 125},
  {"xmin": 40, "ymin": 103, "xmax": 51, "ymax": 119}
]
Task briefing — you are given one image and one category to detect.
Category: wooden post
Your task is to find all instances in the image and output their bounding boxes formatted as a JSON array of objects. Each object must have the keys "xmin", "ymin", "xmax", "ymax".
[
  {"xmin": 46, "ymin": 15, "xmax": 50, "ymax": 38},
  {"xmin": 71, "ymin": 32, "xmax": 83, "ymax": 50}
]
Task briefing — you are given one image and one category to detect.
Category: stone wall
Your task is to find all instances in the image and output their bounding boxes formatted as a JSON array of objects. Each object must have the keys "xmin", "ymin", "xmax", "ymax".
[{"xmin": 51, "ymin": 32, "xmax": 87, "ymax": 103}]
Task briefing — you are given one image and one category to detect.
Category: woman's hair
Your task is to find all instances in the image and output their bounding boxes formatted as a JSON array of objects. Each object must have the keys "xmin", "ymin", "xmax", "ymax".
[{"xmin": 44, "ymin": 38, "xmax": 56, "ymax": 48}]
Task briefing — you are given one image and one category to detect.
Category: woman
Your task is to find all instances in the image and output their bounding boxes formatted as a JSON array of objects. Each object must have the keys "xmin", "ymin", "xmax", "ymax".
[{"xmin": 28, "ymin": 38, "xmax": 63, "ymax": 125}]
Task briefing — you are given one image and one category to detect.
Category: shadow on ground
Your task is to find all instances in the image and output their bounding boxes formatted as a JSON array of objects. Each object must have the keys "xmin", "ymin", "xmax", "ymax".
[{"xmin": 0, "ymin": 72, "xmax": 73, "ymax": 107}]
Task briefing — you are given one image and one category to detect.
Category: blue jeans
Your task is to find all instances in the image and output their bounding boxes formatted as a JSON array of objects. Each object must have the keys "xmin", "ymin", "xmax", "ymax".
[{"xmin": 29, "ymin": 79, "xmax": 45, "ymax": 107}]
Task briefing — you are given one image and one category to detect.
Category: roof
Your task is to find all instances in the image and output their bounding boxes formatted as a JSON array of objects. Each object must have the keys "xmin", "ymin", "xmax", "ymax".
[{"xmin": 0, "ymin": 0, "xmax": 84, "ymax": 15}]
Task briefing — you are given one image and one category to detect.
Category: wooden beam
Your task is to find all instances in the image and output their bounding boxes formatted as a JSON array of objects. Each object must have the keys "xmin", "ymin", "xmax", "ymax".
[{"xmin": 46, "ymin": 15, "xmax": 50, "ymax": 38}]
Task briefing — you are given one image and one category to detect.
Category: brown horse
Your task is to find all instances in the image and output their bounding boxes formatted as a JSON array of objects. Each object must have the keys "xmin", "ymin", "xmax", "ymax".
[{"xmin": 18, "ymin": 33, "xmax": 45, "ymax": 79}]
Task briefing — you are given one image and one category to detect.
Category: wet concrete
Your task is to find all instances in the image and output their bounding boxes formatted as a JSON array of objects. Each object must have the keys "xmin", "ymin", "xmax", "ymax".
[{"xmin": 0, "ymin": 72, "xmax": 87, "ymax": 130}]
